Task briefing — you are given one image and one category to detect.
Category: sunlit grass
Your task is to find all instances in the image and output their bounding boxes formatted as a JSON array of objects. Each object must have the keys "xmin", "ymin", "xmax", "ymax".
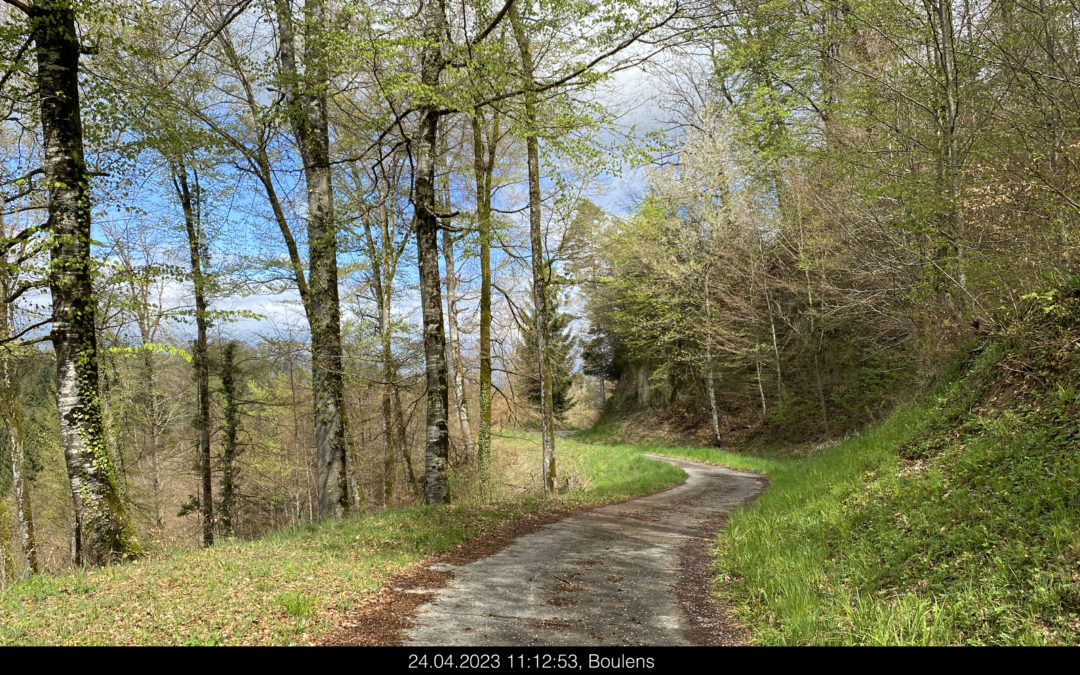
[
  {"xmin": 578, "ymin": 340, "xmax": 1080, "ymax": 645},
  {"xmin": 0, "ymin": 434, "xmax": 685, "ymax": 645},
  {"xmin": 706, "ymin": 345, "xmax": 1080, "ymax": 645},
  {"xmin": 11, "ymin": 338, "xmax": 1074, "ymax": 646}
]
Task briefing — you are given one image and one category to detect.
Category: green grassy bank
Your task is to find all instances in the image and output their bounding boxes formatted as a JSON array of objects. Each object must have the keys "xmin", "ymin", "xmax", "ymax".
[{"xmin": 638, "ymin": 304, "xmax": 1080, "ymax": 644}]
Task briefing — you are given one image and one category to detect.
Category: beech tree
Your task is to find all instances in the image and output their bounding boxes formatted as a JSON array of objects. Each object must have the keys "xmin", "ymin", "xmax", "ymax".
[
  {"xmin": 135, "ymin": 0, "xmax": 354, "ymax": 519},
  {"xmin": 273, "ymin": 0, "xmax": 352, "ymax": 518},
  {"xmin": 1, "ymin": 0, "xmax": 136, "ymax": 565},
  {"xmin": 404, "ymin": 0, "xmax": 528, "ymax": 505}
]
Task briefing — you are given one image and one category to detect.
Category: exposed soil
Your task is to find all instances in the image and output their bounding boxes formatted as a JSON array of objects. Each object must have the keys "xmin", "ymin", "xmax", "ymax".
[{"xmin": 674, "ymin": 494, "xmax": 765, "ymax": 646}]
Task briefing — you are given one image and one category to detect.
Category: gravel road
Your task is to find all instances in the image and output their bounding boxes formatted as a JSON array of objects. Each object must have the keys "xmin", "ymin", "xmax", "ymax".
[{"xmin": 403, "ymin": 455, "xmax": 766, "ymax": 646}]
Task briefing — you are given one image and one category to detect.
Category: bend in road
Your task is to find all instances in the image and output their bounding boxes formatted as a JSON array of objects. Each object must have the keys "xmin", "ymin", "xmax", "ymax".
[{"xmin": 404, "ymin": 455, "xmax": 765, "ymax": 646}]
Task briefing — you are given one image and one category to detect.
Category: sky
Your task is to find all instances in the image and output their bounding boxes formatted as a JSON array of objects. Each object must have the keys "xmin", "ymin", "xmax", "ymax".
[
  {"xmin": 7, "ymin": 31, "xmax": 697, "ymax": 368},
  {"xmin": 156, "ymin": 65, "xmax": 675, "ymax": 342}
]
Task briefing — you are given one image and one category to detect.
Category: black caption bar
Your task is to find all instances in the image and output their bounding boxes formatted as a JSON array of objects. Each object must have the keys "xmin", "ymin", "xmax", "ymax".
[{"xmin": 397, "ymin": 646, "xmax": 733, "ymax": 672}]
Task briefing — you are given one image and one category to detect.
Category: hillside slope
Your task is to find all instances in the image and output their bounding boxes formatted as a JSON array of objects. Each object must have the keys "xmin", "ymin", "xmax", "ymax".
[{"xmin": 706, "ymin": 292, "xmax": 1080, "ymax": 644}]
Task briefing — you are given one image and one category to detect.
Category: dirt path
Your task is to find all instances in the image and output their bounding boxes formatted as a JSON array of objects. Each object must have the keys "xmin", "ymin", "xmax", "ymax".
[{"xmin": 395, "ymin": 455, "xmax": 766, "ymax": 646}]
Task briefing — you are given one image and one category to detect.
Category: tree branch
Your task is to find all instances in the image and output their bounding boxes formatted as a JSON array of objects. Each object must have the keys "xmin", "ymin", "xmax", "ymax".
[
  {"xmin": 468, "ymin": 0, "xmax": 515, "ymax": 48},
  {"xmin": 0, "ymin": 318, "xmax": 51, "ymax": 347},
  {"xmin": 1, "ymin": 0, "xmax": 29, "ymax": 16}
]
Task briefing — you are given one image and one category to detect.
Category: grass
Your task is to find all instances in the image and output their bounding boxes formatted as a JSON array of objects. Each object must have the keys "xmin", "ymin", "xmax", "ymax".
[
  {"xmin": 277, "ymin": 591, "xmax": 316, "ymax": 619},
  {"xmin": 0, "ymin": 434, "xmax": 684, "ymax": 645},
  {"xmin": 578, "ymin": 308, "xmax": 1080, "ymax": 645},
  {"xmin": 571, "ymin": 415, "xmax": 624, "ymax": 444},
  {"xmin": 10, "ymin": 316, "xmax": 1077, "ymax": 646},
  {"xmin": 659, "ymin": 342, "xmax": 1079, "ymax": 645},
  {"xmin": 631, "ymin": 443, "xmax": 783, "ymax": 476}
]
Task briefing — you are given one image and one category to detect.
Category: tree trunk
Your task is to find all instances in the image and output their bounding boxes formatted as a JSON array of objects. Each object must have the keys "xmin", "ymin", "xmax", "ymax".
[
  {"xmin": 220, "ymin": 341, "xmax": 240, "ymax": 537},
  {"xmin": 2, "ymin": 355, "xmax": 37, "ymax": 576},
  {"xmin": 379, "ymin": 338, "xmax": 395, "ymax": 509},
  {"xmin": 820, "ymin": 0, "xmax": 849, "ymax": 143},
  {"xmin": 148, "ymin": 434, "xmax": 163, "ymax": 531},
  {"xmin": 511, "ymin": 7, "xmax": 557, "ymax": 493},
  {"xmin": 756, "ymin": 361, "xmax": 767, "ymax": 419},
  {"xmin": 362, "ymin": 167, "xmax": 419, "ymax": 501},
  {"xmin": 471, "ymin": 111, "xmax": 497, "ymax": 500},
  {"xmin": 173, "ymin": 161, "xmax": 213, "ymax": 547},
  {"xmin": 765, "ymin": 289, "xmax": 783, "ymax": 398},
  {"xmin": 112, "ymin": 244, "xmax": 163, "ymax": 532},
  {"xmin": 703, "ymin": 270, "xmax": 721, "ymax": 446},
  {"xmin": 275, "ymin": 0, "xmax": 351, "ymax": 517},
  {"xmin": 414, "ymin": 0, "xmax": 452, "ymax": 505},
  {"xmin": 923, "ymin": 0, "xmax": 966, "ymax": 309},
  {"xmin": 802, "ymin": 240, "xmax": 832, "ymax": 438},
  {"xmin": 31, "ymin": 0, "xmax": 133, "ymax": 566},
  {"xmin": 139, "ymin": 348, "xmax": 164, "ymax": 531},
  {"xmin": 705, "ymin": 366, "xmax": 721, "ymax": 444},
  {"xmin": 813, "ymin": 337, "xmax": 831, "ymax": 438},
  {"xmin": 346, "ymin": 435, "xmax": 363, "ymax": 511},
  {"xmin": 416, "ymin": 105, "xmax": 451, "ymax": 504},
  {"xmin": 438, "ymin": 134, "xmax": 473, "ymax": 463},
  {"xmin": 442, "ymin": 229, "xmax": 474, "ymax": 461},
  {"xmin": 0, "ymin": 498, "xmax": 12, "ymax": 585},
  {"xmin": 374, "ymin": 271, "xmax": 399, "ymax": 506},
  {"xmin": 206, "ymin": 28, "xmax": 349, "ymax": 510},
  {"xmin": 377, "ymin": 274, "xmax": 417, "ymax": 502},
  {"xmin": 1, "ymin": 224, "xmax": 38, "ymax": 575}
]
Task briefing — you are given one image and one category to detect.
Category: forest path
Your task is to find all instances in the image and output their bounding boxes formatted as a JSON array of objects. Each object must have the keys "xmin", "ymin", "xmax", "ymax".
[{"xmin": 402, "ymin": 455, "xmax": 766, "ymax": 646}]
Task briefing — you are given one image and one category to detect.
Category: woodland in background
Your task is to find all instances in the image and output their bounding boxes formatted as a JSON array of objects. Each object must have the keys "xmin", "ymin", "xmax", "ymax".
[
  {"xmin": 1, "ymin": 0, "xmax": 1078, "ymax": 579},
  {"xmin": 0, "ymin": 0, "xmax": 679, "ymax": 574},
  {"xmin": 582, "ymin": 0, "xmax": 1080, "ymax": 446}
]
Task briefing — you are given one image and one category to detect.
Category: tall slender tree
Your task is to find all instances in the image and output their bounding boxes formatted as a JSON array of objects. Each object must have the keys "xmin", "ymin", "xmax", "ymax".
[
  {"xmin": 274, "ymin": 0, "xmax": 352, "ymax": 517},
  {"xmin": 6, "ymin": 0, "xmax": 136, "ymax": 565},
  {"xmin": 471, "ymin": 110, "xmax": 499, "ymax": 499},
  {"xmin": 219, "ymin": 341, "xmax": 240, "ymax": 537},
  {"xmin": 170, "ymin": 160, "xmax": 213, "ymax": 545},
  {"xmin": 440, "ymin": 138, "xmax": 475, "ymax": 461},
  {"xmin": 1, "ymin": 316, "xmax": 37, "ymax": 575},
  {"xmin": 0, "ymin": 202, "xmax": 39, "ymax": 574},
  {"xmin": 509, "ymin": 4, "xmax": 556, "ymax": 492},
  {"xmin": 350, "ymin": 159, "xmax": 418, "ymax": 502}
]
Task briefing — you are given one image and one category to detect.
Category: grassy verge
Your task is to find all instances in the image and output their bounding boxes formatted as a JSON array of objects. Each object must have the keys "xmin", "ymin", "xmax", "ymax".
[
  {"xmin": 0, "ymin": 435, "xmax": 683, "ymax": 645},
  {"xmin": 628, "ymin": 443, "xmax": 783, "ymax": 476},
  {"xmin": 698, "ymin": 341, "xmax": 1078, "ymax": 644},
  {"xmin": 579, "ymin": 312, "xmax": 1080, "ymax": 645}
]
